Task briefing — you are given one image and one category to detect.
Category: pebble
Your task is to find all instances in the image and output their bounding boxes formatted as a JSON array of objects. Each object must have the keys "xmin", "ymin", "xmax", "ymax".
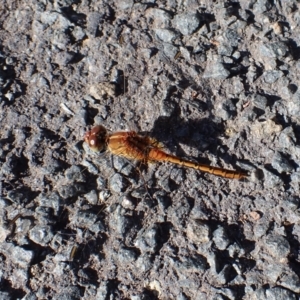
[
  {"xmin": 259, "ymin": 41, "xmax": 289, "ymax": 58},
  {"xmin": 279, "ymin": 271, "xmax": 300, "ymax": 294},
  {"xmin": 29, "ymin": 225, "xmax": 54, "ymax": 246},
  {"xmin": 118, "ymin": 247, "xmax": 138, "ymax": 264},
  {"xmin": 172, "ymin": 13, "xmax": 202, "ymax": 35},
  {"xmin": 203, "ymin": 61, "xmax": 230, "ymax": 79},
  {"xmin": 271, "ymin": 151, "xmax": 294, "ymax": 173},
  {"xmin": 265, "ymin": 234, "xmax": 290, "ymax": 261},
  {"xmin": 186, "ymin": 220, "xmax": 210, "ymax": 244},
  {"xmin": 72, "ymin": 210, "xmax": 98, "ymax": 228},
  {"xmin": 109, "ymin": 173, "xmax": 129, "ymax": 193},
  {"xmin": 84, "ymin": 189, "xmax": 99, "ymax": 205},
  {"xmin": 54, "ymin": 51, "xmax": 75, "ymax": 66},
  {"xmin": 252, "ymin": 94, "xmax": 268, "ymax": 110},
  {"xmin": 213, "ymin": 226, "xmax": 230, "ymax": 250},
  {"xmin": 263, "ymin": 70, "xmax": 283, "ymax": 83},
  {"xmin": 175, "ymin": 254, "xmax": 207, "ymax": 272},
  {"xmin": 3, "ymin": 244, "xmax": 34, "ymax": 268},
  {"xmin": 154, "ymin": 28, "xmax": 179, "ymax": 43}
]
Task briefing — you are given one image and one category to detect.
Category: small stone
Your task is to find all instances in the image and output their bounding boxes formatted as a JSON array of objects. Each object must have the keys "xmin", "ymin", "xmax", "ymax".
[
  {"xmin": 72, "ymin": 210, "xmax": 98, "ymax": 228},
  {"xmin": 265, "ymin": 234, "xmax": 290, "ymax": 261},
  {"xmin": 213, "ymin": 226, "xmax": 230, "ymax": 250},
  {"xmin": 134, "ymin": 224, "xmax": 158, "ymax": 253},
  {"xmin": 266, "ymin": 286, "xmax": 297, "ymax": 300},
  {"xmin": 186, "ymin": 220, "xmax": 210, "ymax": 244},
  {"xmin": 203, "ymin": 61, "xmax": 230, "ymax": 79},
  {"xmin": 259, "ymin": 41, "xmax": 289, "ymax": 58},
  {"xmin": 72, "ymin": 26, "xmax": 86, "ymax": 41},
  {"xmin": 87, "ymin": 12, "xmax": 102, "ymax": 37},
  {"xmin": 37, "ymin": 192, "xmax": 62, "ymax": 215},
  {"xmin": 154, "ymin": 28, "xmax": 179, "ymax": 43},
  {"xmin": 282, "ymin": 195, "xmax": 299, "ymax": 210},
  {"xmin": 54, "ymin": 51, "xmax": 75, "ymax": 66},
  {"xmin": 215, "ymin": 99, "xmax": 236, "ymax": 120},
  {"xmin": 109, "ymin": 173, "xmax": 129, "ymax": 193},
  {"xmin": 135, "ymin": 254, "xmax": 153, "ymax": 272},
  {"xmin": 163, "ymin": 43, "xmax": 178, "ymax": 59},
  {"xmin": 29, "ymin": 225, "xmax": 54, "ymax": 246},
  {"xmin": 253, "ymin": 94, "xmax": 268, "ymax": 110},
  {"xmin": 172, "ymin": 13, "xmax": 202, "ymax": 35},
  {"xmin": 262, "ymin": 168, "xmax": 283, "ymax": 188},
  {"xmin": 271, "ymin": 152, "xmax": 294, "ymax": 173},
  {"xmin": 9, "ymin": 245, "xmax": 34, "ymax": 268},
  {"xmin": 279, "ymin": 272, "xmax": 300, "ymax": 293},
  {"xmin": 115, "ymin": 0, "xmax": 134, "ymax": 10},
  {"xmin": 175, "ymin": 254, "xmax": 207, "ymax": 272},
  {"xmin": 263, "ymin": 70, "xmax": 283, "ymax": 83},
  {"xmin": 85, "ymin": 190, "xmax": 98, "ymax": 205},
  {"xmin": 145, "ymin": 8, "xmax": 172, "ymax": 29},
  {"xmin": 253, "ymin": 0, "xmax": 273, "ymax": 14},
  {"xmin": 118, "ymin": 247, "xmax": 137, "ymax": 263}
]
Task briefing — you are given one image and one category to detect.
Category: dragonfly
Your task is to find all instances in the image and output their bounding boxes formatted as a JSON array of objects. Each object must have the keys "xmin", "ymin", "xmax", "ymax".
[{"xmin": 84, "ymin": 125, "xmax": 248, "ymax": 180}]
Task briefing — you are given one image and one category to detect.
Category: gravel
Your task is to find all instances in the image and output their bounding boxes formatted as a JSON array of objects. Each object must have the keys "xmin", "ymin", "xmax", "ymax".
[{"xmin": 1, "ymin": 0, "xmax": 300, "ymax": 299}]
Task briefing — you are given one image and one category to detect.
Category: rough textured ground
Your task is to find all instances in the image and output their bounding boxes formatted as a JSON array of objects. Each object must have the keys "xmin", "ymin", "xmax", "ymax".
[{"xmin": 1, "ymin": 0, "xmax": 300, "ymax": 299}]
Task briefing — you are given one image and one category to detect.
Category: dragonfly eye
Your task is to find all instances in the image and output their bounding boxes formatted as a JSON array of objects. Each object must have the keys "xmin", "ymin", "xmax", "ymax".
[{"xmin": 84, "ymin": 125, "xmax": 107, "ymax": 152}]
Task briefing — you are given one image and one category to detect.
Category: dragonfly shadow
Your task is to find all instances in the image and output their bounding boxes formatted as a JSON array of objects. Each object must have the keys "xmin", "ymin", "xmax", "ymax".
[{"xmin": 150, "ymin": 115, "xmax": 234, "ymax": 162}]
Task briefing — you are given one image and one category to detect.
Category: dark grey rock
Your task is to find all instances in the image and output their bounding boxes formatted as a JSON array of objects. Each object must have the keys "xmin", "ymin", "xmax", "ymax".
[
  {"xmin": 154, "ymin": 28, "xmax": 179, "ymax": 43},
  {"xmin": 255, "ymin": 286, "xmax": 297, "ymax": 300},
  {"xmin": 109, "ymin": 173, "xmax": 130, "ymax": 193},
  {"xmin": 135, "ymin": 254, "xmax": 153, "ymax": 272},
  {"xmin": 172, "ymin": 13, "xmax": 202, "ymax": 35},
  {"xmin": 72, "ymin": 210, "xmax": 98, "ymax": 228},
  {"xmin": 263, "ymin": 70, "xmax": 283, "ymax": 84},
  {"xmin": 162, "ymin": 43, "xmax": 178, "ymax": 59},
  {"xmin": 56, "ymin": 286, "xmax": 82, "ymax": 300},
  {"xmin": 118, "ymin": 247, "xmax": 138, "ymax": 263},
  {"xmin": 109, "ymin": 205, "xmax": 131, "ymax": 236},
  {"xmin": 115, "ymin": 0, "xmax": 134, "ymax": 10},
  {"xmin": 7, "ymin": 190, "xmax": 28, "ymax": 204},
  {"xmin": 253, "ymin": 221, "xmax": 269, "ymax": 238},
  {"xmin": 215, "ymin": 99, "xmax": 236, "ymax": 120},
  {"xmin": 279, "ymin": 272, "xmax": 300, "ymax": 293},
  {"xmin": 271, "ymin": 152, "xmax": 294, "ymax": 173},
  {"xmin": 87, "ymin": 12, "xmax": 103, "ymax": 37},
  {"xmin": 282, "ymin": 195, "xmax": 299, "ymax": 210},
  {"xmin": 145, "ymin": 8, "xmax": 172, "ymax": 28},
  {"xmin": 54, "ymin": 51, "xmax": 75, "ymax": 66},
  {"xmin": 259, "ymin": 41, "xmax": 289, "ymax": 58},
  {"xmin": 29, "ymin": 225, "xmax": 54, "ymax": 246},
  {"xmin": 213, "ymin": 226, "xmax": 230, "ymax": 250},
  {"xmin": 253, "ymin": 94, "xmax": 268, "ymax": 110},
  {"xmin": 253, "ymin": 0, "xmax": 273, "ymax": 14},
  {"xmin": 35, "ymin": 206, "xmax": 55, "ymax": 224},
  {"xmin": 51, "ymin": 30, "xmax": 71, "ymax": 49},
  {"xmin": 218, "ymin": 44, "xmax": 233, "ymax": 56},
  {"xmin": 72, "ymin": 26, "xmax": 86, "ymax": 41},
  {"xmin": 37, "ymin": 192, "xmax": 62, "ymax": 215},
  {"xmin": 57, "ymin": 182, "xmax": 85, "ymax": 199},
  {"xmin": 9, "ymin": 245, "xmax": 34, "ymax": 268},
  {"xmin": 175, "ymin": 254, "xmax": 207, "ymax": 272},
  {"xmin": 96, "ymin": 281, "xmax": 109, "ymax": 300},
  {"xmin": 203, "ymin": 61, "xmax": 230, "ymax": 79},
  {"xmin": 134, "ymin": 224, "xmax": 158, "ymax": 253},
  {"xmin": 278, "ymin": 126, "xmax": 297, "ymax": 148},
  {"xmin": 262, "ymin": 168, "xmax": 283, "ymax": 188},
  {"xmin": 85, "ymin": 189, "xmax": 98, "ymax": 205},
  {"xmin": 265, "ymin": 234, "xmax": 290, "ymax": 259},
  {"xmin": 186, "ymin": 220, "xmax": 210, "ymax": 244}
]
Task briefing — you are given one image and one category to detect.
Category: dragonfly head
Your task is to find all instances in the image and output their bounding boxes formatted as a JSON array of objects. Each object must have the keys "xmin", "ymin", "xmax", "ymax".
[{"xmin": 84, "ymin": 125, "xmax": 108, "ymax": 152}]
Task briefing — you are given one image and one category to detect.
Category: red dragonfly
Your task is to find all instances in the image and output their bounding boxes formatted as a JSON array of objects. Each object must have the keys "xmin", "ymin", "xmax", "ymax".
[{"xmin": 84, "ymin": 125, "xmax": 248, "ymax": 180}]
